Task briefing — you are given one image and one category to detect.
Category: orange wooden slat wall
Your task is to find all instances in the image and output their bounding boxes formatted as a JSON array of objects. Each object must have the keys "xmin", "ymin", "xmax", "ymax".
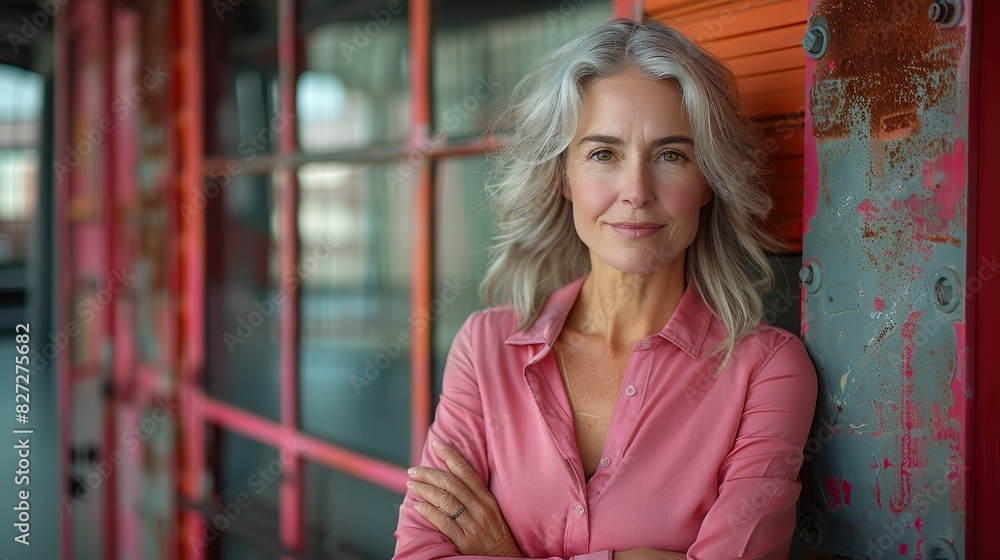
[{"xmin": 645, "ymin": 0, "xmax": 808, "ymax": 251}]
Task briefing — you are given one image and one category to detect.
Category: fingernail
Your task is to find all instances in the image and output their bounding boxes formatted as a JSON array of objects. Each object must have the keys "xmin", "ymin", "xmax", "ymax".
[
  {"xmin": 432, "ymin": 440, "xmax": 444, "ymax": 449},
  {"xmin": 407, "ymin": 467, "xmax": 417, "ymax": 475},
  {"xmin": 406, "ymin": 480, "xmax": 415, "ymax": 488}
]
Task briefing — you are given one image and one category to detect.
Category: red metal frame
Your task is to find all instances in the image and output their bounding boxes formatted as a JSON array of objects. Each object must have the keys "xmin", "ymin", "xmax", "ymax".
[
  {"xmin": 277, "ymin": 0, "xmax": 304, "ymax": 557},
  {"xmin": 969, "ymin": 0, "xmax": 999, "ymax": 557},
  {"xmin": 58, "ymin": 1, "xmax": 632, "ymax": 557},
  {"xmin": 176, "ymin": 0, "xmax": 206, "ymax": 557},
  {"xmin": 99, "ymin": 0, "xmax": 120, "ymax": 556},
  {"xmin": 409, "ymin": 0, "xmax": 433, "ymax": 470}
]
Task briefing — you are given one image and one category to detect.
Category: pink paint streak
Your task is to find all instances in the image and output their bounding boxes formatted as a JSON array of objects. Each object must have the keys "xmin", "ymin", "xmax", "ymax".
[
  {"xmin": 922, "ymin": 137, "xmax": 967, "ymax": 221},
  {"xmin": 891, "ymin": 311, "xmax": 925, "ymax": 515},
  {"xmin": 875, "ymin": 476, "xmax": 883, "ymax": 509},
  {"xmin": 824, "ymin": 476, "xmax": 853, "ymax": 510},
  {"xmin": 947, "ymin": 320, "xmax": 968, "ymax": 511},
  {"xmin": 873, "ymin": 296, "xmax": 885, "ymax": 311},
  {"xmin": 899, "ymin": 543, "xmax": 908, "ymax": 554},
  {"xmin": 871, "ymin": 402, "xmax": 885, "ymax": 437},
  {"xmin": 858, "ymin": 199, "xmax": 878, "ymax": 224},
  {"xmin": 915, "ymin": 517, "xmax": 924, "ymax": 558}
]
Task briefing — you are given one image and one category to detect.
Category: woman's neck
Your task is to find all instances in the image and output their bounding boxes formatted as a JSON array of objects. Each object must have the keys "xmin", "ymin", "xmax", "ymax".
[{"xmin": 565, "ymin": 255, "xmax": 687, "ymax": 354}]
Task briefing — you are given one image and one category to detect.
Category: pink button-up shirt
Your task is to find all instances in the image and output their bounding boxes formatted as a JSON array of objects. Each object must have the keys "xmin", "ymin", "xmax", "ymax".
[{"xmin": 393, "ymin": 275, "xmax": 818, "ymax": 559}]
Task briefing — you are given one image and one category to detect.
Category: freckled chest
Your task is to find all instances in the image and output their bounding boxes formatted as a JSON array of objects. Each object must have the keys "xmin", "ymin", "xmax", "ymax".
[{"xmin": 554, "ymin": 342, "xmax": 631, "ymax": 480}]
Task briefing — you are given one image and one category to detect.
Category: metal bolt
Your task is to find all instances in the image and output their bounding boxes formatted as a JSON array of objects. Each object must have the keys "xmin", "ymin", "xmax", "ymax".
[
  {"xmin": 798, "ymin": 512, "xmax": 822, "ymax": 547},
  {"xmin": 928, "ymin": 0, "xmax": 961, "ymax": 27},
  {"xmin": 931, "ymin": 267, "xmax": 962, "ymax": 313},
  {"xmin": 802, "ymin": 27, "xmax": 827, "ymax": 58},
  {"xmin": 934, "ymin": 277, "xmax": 953, "ymax": 307},
  {"xmin": 925, "ymin": 537, "xmax": 959, "ymax": 560},
  {"xmin": 800, "ymin": 260, "xmax": 823, "ymax": 293},
  {"xmin": 798, "ymin": 265, "xmax": 814, "ymax": 285}
]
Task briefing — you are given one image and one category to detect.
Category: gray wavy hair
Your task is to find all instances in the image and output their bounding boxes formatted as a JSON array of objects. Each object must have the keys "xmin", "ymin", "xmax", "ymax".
[{"xmin": 479, "ymin": 18, "xmax": 786, "ymax": 366}]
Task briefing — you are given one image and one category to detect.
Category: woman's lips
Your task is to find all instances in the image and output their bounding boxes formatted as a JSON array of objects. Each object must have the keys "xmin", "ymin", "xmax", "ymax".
[{"xmin": 609, "ymin": 222, "xmax": 663, "ymax": 238}]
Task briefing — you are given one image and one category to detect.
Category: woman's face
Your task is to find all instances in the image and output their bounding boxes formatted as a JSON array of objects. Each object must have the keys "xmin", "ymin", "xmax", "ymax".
[{"xmin": 564, "ymin": 70, "xmax": 712, "ymax": 275}]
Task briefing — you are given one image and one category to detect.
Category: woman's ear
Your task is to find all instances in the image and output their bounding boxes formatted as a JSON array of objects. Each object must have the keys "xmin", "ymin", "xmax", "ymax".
[
  {"xmin": 700, "ymin": 183, "xmax": 713, "ymax": 206},
  {"xmin": 559, "ymin": 154, "xmax": 572, "ymax": 201}
]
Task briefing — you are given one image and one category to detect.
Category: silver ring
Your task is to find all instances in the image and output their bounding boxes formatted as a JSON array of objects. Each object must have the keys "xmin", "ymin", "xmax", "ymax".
[{"xmin": 450, "ymin": 505, "xmax": 466, "ymax": 520}]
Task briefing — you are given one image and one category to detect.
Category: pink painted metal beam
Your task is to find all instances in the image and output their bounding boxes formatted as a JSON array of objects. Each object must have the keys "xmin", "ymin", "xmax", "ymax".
[
  {"xmin": 969, "ymin": 1, "xmax": 1000, "ymax": 556},
  {"xmin": 409, "ymin": 0, "xmax": 433, "ymax": 469},
  {"xmin": 277, "ymin": 0, "xmax": 304, "ymax": 557},
  {"xmin": 204, "ymin": 398, "xmax": 409, "ymax": 493},
  {"xmin": 99, "ymin": 0, "xmax": 120, "ymax": 555},
  {"xmin": 177, "ymin": 0, "xmax": 206, "ymax": 557}
]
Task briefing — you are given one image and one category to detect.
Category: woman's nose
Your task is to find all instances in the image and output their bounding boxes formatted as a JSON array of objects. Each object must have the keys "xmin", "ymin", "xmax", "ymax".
[{"xmin": 618, "ymin": 162, "xmax": 655, "ymax": 207}]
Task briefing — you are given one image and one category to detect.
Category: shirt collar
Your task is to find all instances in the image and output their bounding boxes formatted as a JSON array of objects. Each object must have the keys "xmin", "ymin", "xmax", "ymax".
[{"xmin": 503, "ymin": 273, "xmax": 715, "ymax": 358}]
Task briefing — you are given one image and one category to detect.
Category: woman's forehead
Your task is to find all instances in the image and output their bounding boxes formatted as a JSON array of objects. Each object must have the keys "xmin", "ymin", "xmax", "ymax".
[{"xmin": 575, "ymin": 72, "xmax": 692, "ymax": 139}]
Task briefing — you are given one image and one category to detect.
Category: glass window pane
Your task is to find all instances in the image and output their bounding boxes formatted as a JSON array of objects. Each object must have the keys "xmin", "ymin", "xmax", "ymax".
[
  {"xmin": 432, "ymin": 0, "xmax": 612, "ymax": 137},
  {"xmin": 203, "ymin": 0, "xmax": 280, "ymax": 157},
  {"xmin": 298, "ymin": 163, "xmax": 414, "ymax": 466},
  {"xmin": 208, "ymin": 429, "xmax": 281, "ymax": 558},
  {"xmin": 0, "ymin": 64, "xmax": 42, "ymax": 265},
  {"xmin": 432, "ymin": 156, "xmax": 494, "ymax": 398},
  {"xmin": 205, "ymin": 172, "xmax": 281, "ymax": 422},
  {"xmin": 303, "ymin": 460, "xmax": 402, "ymax": 559},
  {"xmin": 297, "ymin": 4, "xmax": 410, "ymax": 152}
]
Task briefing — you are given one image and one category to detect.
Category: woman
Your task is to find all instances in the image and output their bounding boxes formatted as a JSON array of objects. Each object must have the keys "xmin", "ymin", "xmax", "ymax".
[{"xmin": 393, "ymin": 19, "xmax": 817, "ymax": 559}]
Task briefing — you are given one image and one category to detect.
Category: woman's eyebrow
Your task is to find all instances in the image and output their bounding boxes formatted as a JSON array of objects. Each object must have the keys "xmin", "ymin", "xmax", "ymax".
[{"xmin": 577, "ymin": 134, "xmax": 695, "ymax": 146}]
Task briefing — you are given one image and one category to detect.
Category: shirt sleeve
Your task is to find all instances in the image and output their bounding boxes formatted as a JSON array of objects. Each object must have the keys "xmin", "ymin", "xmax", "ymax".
[
  {"xmin": 685, "ymin": 336, "xmax": 819, "ymax": 560},
  {"xmin": 392, "ymin": 311, "xmax": 612, "ymax": 560}
]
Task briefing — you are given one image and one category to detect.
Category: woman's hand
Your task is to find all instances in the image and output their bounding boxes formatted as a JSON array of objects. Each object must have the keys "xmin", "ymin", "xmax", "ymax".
[
  {"xmin": 407, "ymin": 440, "xmax": 524, "ymax": 557},
  {"xmin": 614, "ymin": 549, "xmax": 686, "ymax": 560}
]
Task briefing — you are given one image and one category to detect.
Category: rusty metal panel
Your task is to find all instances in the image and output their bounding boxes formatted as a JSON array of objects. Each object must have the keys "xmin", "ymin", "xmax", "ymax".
[{"xmin": 799, "ymin": 0, "xmax": 971, "ymax": 558}]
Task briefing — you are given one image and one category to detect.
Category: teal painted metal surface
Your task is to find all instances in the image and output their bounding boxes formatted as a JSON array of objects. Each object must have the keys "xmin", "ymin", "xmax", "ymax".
[{"xmin": 799, "ymin": 0, "xmax": 972, "ymax": 558}]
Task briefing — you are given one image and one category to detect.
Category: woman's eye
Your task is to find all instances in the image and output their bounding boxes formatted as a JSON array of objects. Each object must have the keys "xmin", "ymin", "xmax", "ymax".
[
  {"xmin": 590, "ymin": 149, "xmax": 614, "ymax": 162},
  {"xmin": 660, "ymin": 151, "xmax": 682, "ymax": 162}
]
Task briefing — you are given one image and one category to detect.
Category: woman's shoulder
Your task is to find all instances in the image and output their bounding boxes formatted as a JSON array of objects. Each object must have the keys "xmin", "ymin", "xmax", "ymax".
[
  {"xmin": 454, "ymin": 304, "xmax": 521, "ymax": 343},
  {"xmin": 724, "ymin": 322, "xmax": 815, "ymax": 375}
]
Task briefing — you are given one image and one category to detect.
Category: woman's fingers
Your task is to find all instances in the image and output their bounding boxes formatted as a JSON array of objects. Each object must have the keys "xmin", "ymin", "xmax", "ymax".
[
  {"xmin": 430, "ymin": 440, "xmax": 492, "ymax": 501},
  {"xmin": 407, "ymin": 479, "xmax": 467, "ymax": 519},
  {"xmin": 412, "ymin": 500, "xmax": 467, "ymax": 546}
]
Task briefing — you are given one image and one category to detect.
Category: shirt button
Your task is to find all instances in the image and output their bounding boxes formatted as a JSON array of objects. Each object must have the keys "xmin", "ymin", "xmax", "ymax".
[
  {"xmin": 574, "ymin": 505, "xmax": 585, "ymax": 516},
  {"xmin": 625, "ymin": 385, "xmax": 636, "ymax": 396},
  {"xmin": 640, "ymin": 338, "xmax": 652, "ymax": 349},
  {"xmin": 600, "ymin": 456, "xmax": 611, "ymax": 467}
]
